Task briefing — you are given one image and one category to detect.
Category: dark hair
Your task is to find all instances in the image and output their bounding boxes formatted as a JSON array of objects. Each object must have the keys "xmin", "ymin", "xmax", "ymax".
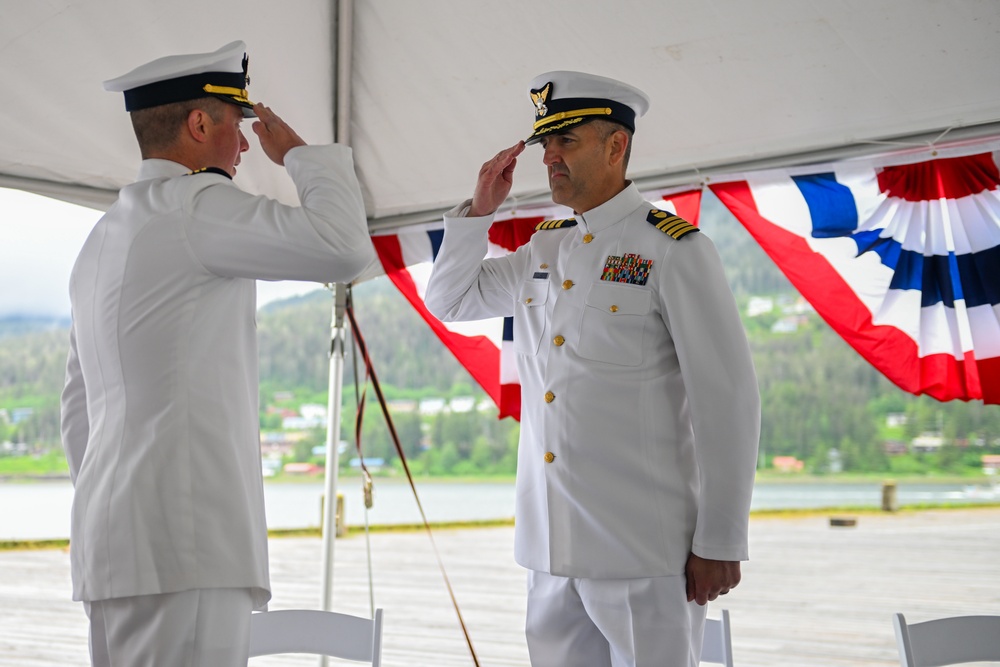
[
  {"xmin": 592, "ymin": 119, "xmax": 633, "ymax": 172},
  {"xmin": 129, "ymin": 97, "xmax": 229, "ymax": 157}
]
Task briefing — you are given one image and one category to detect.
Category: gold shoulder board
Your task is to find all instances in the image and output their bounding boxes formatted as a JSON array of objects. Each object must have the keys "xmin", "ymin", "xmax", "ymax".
[
  {"xmin": 535, "ymin": 218, "xmax": 578, "ymax": 231},
  {"xmin": 646, "ymin": 209, "xmax": 699, "ymax": 239}
]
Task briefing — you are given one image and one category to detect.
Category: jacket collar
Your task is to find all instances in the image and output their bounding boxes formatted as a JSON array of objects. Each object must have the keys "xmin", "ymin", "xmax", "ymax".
[
  {"xmin": 136, "ymin": 159, "xmax": 192, "ymax": 182},
  {"xmin": 575, "ymin": 181, "xmax": 645, "ymax": 233}
]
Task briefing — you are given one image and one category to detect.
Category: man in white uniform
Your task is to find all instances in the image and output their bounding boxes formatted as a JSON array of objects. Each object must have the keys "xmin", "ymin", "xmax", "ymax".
[
  {"xmin": 60, "ymin": 41, "xmax": 374, "ymax": 666},
  {"xmin": 424, "ymin": 71, "xmax": 760, "ymax": 666}
]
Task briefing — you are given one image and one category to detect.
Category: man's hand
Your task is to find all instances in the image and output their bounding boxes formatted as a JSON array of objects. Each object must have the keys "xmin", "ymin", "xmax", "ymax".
[
  {"xmin": 468, "ymin": 141, "xmax": 525, "ymax": 217},
  {"xmin": 685, "ymin": 553, "xmax": 741, "ymax": 606},
  {"xmin": 252, "ymin": 103, "xmax": 307, "ymax": 166}
]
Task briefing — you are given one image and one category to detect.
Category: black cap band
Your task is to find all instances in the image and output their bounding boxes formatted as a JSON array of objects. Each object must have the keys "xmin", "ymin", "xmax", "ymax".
[
  {"xmin": 534, "ymin": 97, "xmax": 637, "ymax": 133},
  {"xmin": 123, "ymin": 71, "xmax": 248, "ymax": 111}
]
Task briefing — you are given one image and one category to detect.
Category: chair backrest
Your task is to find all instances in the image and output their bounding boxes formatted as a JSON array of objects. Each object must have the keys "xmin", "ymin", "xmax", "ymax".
[
  {"xmin": 893, "ymin": 612, "xmax": 1000, "ymax": 667},
  {"xmin": 701, "ymin": 609, "xmax": 735, "ymax": 667},
  {"xmin": 248, "ymin": 608, "xmax": 383, "ymax": 666}
]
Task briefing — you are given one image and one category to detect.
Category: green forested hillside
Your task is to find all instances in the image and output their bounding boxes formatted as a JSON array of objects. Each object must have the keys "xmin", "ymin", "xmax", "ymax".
[{"xmin": 3, "ymin": 201, "xmax": 999, "ymax": 476}]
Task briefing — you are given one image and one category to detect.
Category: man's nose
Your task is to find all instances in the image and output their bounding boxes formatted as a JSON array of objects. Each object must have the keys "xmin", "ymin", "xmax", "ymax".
[
  {"xmin": 239, "ymin": 130, "xmax": 250, "ymax": 152},
  {"xmin": 542, "ymin": 143, "xmax": 562, "ymax": 167}
]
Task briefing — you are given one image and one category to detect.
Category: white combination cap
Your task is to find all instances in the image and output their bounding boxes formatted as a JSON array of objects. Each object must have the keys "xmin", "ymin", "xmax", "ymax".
[
  {"xmin": 526, "ymin": 70, "xmax": 650, "ymax": 145},
  {"xmin": 103, "ymin": 40, "xmax": 256, "ymax": 117}
]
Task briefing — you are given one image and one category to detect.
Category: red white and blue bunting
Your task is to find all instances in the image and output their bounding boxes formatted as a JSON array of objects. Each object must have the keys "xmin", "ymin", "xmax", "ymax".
[{"xmin": 711, "ymin": 145, "xmax": 1000, "ymax": 404}]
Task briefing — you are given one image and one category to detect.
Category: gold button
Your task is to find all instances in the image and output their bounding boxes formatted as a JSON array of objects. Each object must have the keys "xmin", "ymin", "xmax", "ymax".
[
  {"xmin": 583, "ymin": 233, "xmax": 594, "ymax": 243},
  {"xmin": 610, "ymin": 305, "xmax": 619, "ymax": 313},
  {"xmin": 544, "ymin": 452, "xmax": 555, "ymax": 463},
  {"xmin": 525, "ymin": 297, "xmax": 533, "ymax": 304},
  {"xmin": 540, "ymin": 263, "xmax": 549, "ymax": 269},
  {"xmin": 553, "ymin": 335, "xmax": 565, "ymax": 346},
  {"xmin": 562, "ymin": 280, "xmax": 574, "ymax": 290},
  {"xmin": 544, "ymin": 391, "xmax": 555, "ymax": 403}
]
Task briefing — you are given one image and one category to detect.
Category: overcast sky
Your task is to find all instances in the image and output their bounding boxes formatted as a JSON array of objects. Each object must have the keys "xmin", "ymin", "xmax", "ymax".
[{"xmin": 0, "ymin": 187, "xmax": 323, "ymax": 319}]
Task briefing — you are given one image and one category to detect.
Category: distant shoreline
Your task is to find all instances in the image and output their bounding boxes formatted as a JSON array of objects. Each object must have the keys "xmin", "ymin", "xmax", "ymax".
[{"xmin": 4, "ymin": 471, "xmax": 994, "ymax": 485}]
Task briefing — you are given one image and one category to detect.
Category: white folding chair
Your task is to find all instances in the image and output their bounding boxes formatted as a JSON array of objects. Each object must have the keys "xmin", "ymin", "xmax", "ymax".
[
  {"xmin": 893, "ymin": 612, "xmax": 1000, "ymax": 667},
  {"xmin": 248, "ymin": 608, "xmax": 384, "ymax": 665},
  {"xmin": 701, "ymin": 609, "xmax": 735, "ymax": 667}
]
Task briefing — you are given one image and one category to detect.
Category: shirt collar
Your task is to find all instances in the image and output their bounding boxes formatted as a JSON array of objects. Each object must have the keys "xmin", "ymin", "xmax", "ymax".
[
  {"xmin": 136, "ymin": 159, "xmax": 192, "ymax": 182},
  {"xmin": 575, "ymin": 181, "xmax": 645, "ymax": 233}
]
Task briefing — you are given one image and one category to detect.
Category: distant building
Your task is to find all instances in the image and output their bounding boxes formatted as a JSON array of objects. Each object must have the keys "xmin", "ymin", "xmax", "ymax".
[
  {"xmin": 886, "ymin": 413, "xmax": 908, "ymax": 428},
  {"xmin": 912, "ymin": 433, "xmax": 945, "ymax": 453},
  {"xmin": 283, "ymin": 462, "xmax": 322, "ymax": 475},
  {"xmin": 883, "ymin": 440, "xmax": 908, "ymax": 455},
  {"xmin": 419, "ymin": 398, "xmax": 447, "ymax": 416},
  {"xmin": 259, "ymin": 433, "xmax": 295, "ymax": 459},
  {"xmin": 449, "ymin": 397, "xmax": 476, "ymax": 413},
  {"xmin": 272, "ymin": 391, "xmax": 294, "ymax": 402},
  {"xmin": 1, "ymin": 441, "xmax": 29, "ymax": 456},
  {"xmin": 772, "ymin": 456, "xmax": 804, "ymax": 473},
  {"xmin": 349, "ymin": 457, "xmax": 385, "ymax": 470},
  {"xmin": 388, "ymin": 399, "xmax": 418, "ymax": 413},
  {"xmin": 267, "ymin": 406, "xmax": 299, "ymax": 419},
  {"xmin": 781, "ymin": 297, "xmax": 815, "ymax": 315},
  {"xmin": 770, "ymin": 317, "xmax": 800, "ymax": 334},
  {"xmin": 299, "ymin": 404, "xmax": 327, "ymax": 421},
  {"xmin": 747, "ymin": 296, "xmax": 774, "ymax": 318},
  {"xmin": 982, "ymin": 455, "xmax": 1000, "ymax": 475},
  {"xmin": 10, "ymin": 407, "xmax": 34, "ymax": 424},
  {"xmin": 280, "ymin": 405, "xmax": 326, "ymax": 430}
]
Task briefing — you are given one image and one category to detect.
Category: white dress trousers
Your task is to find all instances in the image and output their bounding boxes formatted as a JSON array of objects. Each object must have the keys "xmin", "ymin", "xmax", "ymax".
[
  {"xmin": 526, "ymin": 571, "xmax": 707, "ymax": 667},
  {"xmin": 86, "ymin": 588, "xmax": 254, "ymax": 667}
]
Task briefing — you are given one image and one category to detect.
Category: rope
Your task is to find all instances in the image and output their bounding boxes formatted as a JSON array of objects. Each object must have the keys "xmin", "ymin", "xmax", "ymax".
[
  {"xmin": 345, "ymin": 292, "xmax": 482, "ymax": 667},
  {"xmin": 346, "ymin": 287, "xmax": 377, "ymax": 618}
]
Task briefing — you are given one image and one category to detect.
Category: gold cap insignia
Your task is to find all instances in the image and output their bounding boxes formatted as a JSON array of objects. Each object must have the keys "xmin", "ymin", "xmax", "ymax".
[{"xmin": 530, "ymin": 82, "xmax": 552, "ymax": 117}]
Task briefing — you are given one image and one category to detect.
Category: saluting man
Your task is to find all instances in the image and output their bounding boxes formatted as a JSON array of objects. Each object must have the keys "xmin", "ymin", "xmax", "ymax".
[
  {"xmin": 60, "ymin": 41, "xmax": 374, "ymax": 666},
  {"xmin": 424, "ymin": 71, "xmax": 761, "ymax": 666}
]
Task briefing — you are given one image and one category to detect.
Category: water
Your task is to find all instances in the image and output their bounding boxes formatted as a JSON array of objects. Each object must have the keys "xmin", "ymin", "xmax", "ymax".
[{"xmin": 2, "ymin": 478, "xmax": 998, "ymax": 541}]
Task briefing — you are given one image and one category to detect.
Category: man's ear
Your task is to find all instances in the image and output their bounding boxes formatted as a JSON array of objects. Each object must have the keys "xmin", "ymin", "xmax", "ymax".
[
  {"xmin": 608, "ymin": 130, "xmax": 629, "ymax": 168},
  {"xmin": 186, "ymin": 108, "xmax": 212, "ymax": 144}
]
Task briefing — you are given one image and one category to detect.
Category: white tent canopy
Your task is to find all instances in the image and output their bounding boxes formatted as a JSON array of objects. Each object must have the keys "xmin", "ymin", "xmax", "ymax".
[{"xmin": 4, "ymin": 0, "xmax": 1000, "ymax": 229}]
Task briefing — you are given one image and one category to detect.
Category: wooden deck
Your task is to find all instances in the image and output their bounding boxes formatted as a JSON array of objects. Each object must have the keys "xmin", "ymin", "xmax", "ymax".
[{"xmin": 2, "ymin": 507, "xmax": 999, "ymax": 666}]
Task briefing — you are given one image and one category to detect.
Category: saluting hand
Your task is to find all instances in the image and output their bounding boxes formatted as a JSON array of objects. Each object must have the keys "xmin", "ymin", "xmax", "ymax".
[
  {"xmin": 252, "ymin": 103, "xmax": 307, "ymax": 166},
  {"xmin": 468, "ymin": 141, "xmax": 525, "ymax": 218}
]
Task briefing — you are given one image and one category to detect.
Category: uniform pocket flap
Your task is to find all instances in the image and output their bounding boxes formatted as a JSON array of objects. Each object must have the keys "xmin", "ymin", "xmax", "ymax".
[
  {"xmin": 517, "ymin": 280, "xmax": 549, "ymax": 307},
  {"xmin": 584, "ymin": 282, "xmax": 651, "ymax": 315}
]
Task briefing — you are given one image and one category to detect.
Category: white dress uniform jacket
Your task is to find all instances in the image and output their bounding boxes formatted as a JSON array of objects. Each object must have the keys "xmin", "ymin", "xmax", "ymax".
[
  {"xmin": 60, "ymin": 145, "xmax": 374, "ymax": 607},
  {"xmin": 425, "ymin": 183, "xmax": 760, "ymax": 579}
]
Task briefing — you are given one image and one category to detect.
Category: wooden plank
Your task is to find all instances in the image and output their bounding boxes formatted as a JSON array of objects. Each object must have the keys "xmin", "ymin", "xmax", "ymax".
[{"xmin": 1, "ymin": 508, "xmax": 999, "ymax": 666}]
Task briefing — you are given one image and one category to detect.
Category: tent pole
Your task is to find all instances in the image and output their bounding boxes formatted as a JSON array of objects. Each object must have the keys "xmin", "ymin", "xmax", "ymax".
[
  {"xmin": 319, "ymin": 282, "xmax": 347, "ymax": 616},
  {"xmin": 318, "ymin": 282, "xmax": 347, "ymax": 667},
  {"xmin": 318, "ymin": 4, "xmax": 354, "ymax": 665}
]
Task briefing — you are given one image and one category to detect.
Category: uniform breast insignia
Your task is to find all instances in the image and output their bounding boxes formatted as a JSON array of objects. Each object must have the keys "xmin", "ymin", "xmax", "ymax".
[
  {"xmin": 647, "ymin": 208, "xmax": 699, "ymax": 239},
  {"xmin": 535, "ymin": 218, "xmax": 578, "ymax": 231},
  {"xmin": 185, "ymin": 166, "xmax": 233, "ymax": 180},
  {"xmin": 601, "ymin": 253, "xmax": 652, "ymax": 286}
]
